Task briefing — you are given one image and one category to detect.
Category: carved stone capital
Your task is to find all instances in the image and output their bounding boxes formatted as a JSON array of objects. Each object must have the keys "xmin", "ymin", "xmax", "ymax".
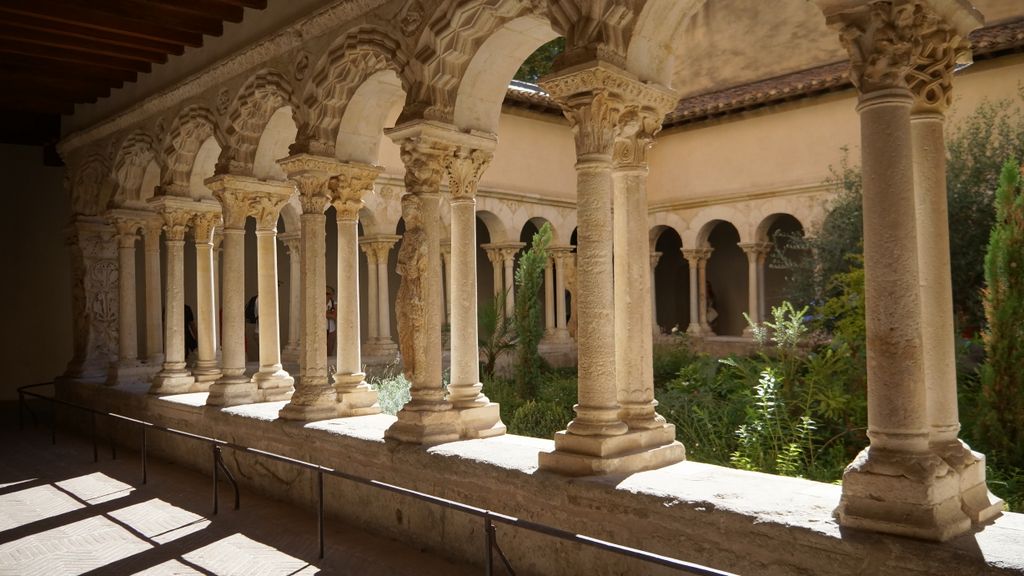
[
  {"xmin": 826, "ymin": 0, "xmax": 921, "ymax": 93},
  {"xmin": 681, "ymin": 247, "xmax": 713, "ymax": 264},
  {"xmin": 192, "ymin": 211, "xmax": 223, "ymax": 244},
  {"xmin": 280, "ymin": 232, "xmax": 301, "ymax": 256},
  {"xmin": 160, "ymin": 209, "xmax": 193, "ymax": 241},
  {"xmin": 445, "ymin": 147, "xmax": 493, "ymax": 202},
  {"xmin": 277, "ymin": 154, "xmax": 343, "ymax": 215},
  {"xmin": 614, "ymin": 92, "xmax": 675, "ymax": 168},
  {"xmin": 398, "ymin": 138, "xmax": 452, "ymax": 195},
  {"xmin": 108, "ymin": 210, "xmax": 146, "ymax": 247},
  {"xmin": 206, "ymin": 174, "xmax": 294, "ymax": 228},
  {"xmin": 361, "ymin": 235, "xmax": 401, "ymax": 263},
  {"xmin": 331, "ymin": 162, "xmax": 382, "ymax": 221},
  {"xmin": 907, "ymin": 13, "xmax": 970, "ymax": 115},
  {"xmin": 386, "ymin": 121, "xmax": 496, "ymax": 197}
]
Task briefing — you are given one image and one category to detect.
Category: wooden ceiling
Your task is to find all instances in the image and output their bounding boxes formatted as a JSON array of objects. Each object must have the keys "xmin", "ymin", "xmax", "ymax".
[{"xmin": 0, "ymin": 0, "xmax": 267, "ymax": 154}]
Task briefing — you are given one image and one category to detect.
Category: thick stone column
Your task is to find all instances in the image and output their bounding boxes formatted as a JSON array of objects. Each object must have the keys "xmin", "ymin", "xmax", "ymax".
[
  {"xmin": 281, "ymin": 233, "xmax": 302, "ymax": 364},
  {"xmin": 63, "ymin": 217, "xmax": 118, "ymax": 380},
  {"xmin": 191, "ymin": 209, "xmax": 223, "ymax": 389},
  {"xmin": 681, "ymin": 248, "xmax": 710, "ymax": 336},
  {"xmin": 147, "ymin": 197, "xmax": 195, "ymax": 394},
  {"xmin": 538, "ymin": 62, "xmax": 683, "ymax": 476},
  {"xmin": 142, "ymin": 219, "xmax": 164, "ymax": 365},
  {"xmin": 331, "ymin": 162, "xmax": 383, "ymax": 416},
  {"xmin": 821, "ymin": 0, "xmax": 978, "ymax": 541},
  {"xmin": 278, "ymin": 155, "xmax": 341, "ymax": 421},
  {"xmin": 906, "ymin": 17, "xmax": 1002, "ymax": 523},
  {"xmin": 109, "ymin": 214, "xmax": 142, "ymax": 384},
  {"xmin": 445, "ymin": 141, "xmax": 506, "ymax": 439},
  {"xmin": 611, "ymin": 95, "xmax": 685, "ymax": 460},
  {"xmin": 206, "ymin": 176, "xmax": 255, "ymax": 406},
  {"xmin": 649, "ymin": 251, "xmax": 662, "ymax": 336},
  {"xmin": 739, "ymin": 242, "xmax": 772, "ymax": 335},
  {"xmin": 384, "ymin": 122, "xmax": 460, "ymax": 445}
]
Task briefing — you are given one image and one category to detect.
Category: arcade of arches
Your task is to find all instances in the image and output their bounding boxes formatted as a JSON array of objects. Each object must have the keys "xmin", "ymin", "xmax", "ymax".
[{"xmin": 26, "ymin": 0, "xmax": 1024, "ymax": 572}]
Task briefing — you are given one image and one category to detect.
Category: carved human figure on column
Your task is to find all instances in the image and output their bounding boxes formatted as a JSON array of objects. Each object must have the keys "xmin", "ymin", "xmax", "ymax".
[{"xmin": 396, "ymin": 193, "xmax": 429, "ymax": 387}]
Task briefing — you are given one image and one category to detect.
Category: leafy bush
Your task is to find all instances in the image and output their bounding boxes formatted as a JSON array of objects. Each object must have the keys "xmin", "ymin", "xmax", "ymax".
[
  {"xmin": 509, "ymin": 400, "xmax": 573, "ymax": 439},
  {"xmin": 479, "ymin": 290, "xmax": 515, "ymax": 380},
  {"xmin": 368, "ymin": 365, "xmax": 412, "ymax": 416},
  {"xmin": 514, "ymin": 223, "xmax": 552, "ymax": 397}
]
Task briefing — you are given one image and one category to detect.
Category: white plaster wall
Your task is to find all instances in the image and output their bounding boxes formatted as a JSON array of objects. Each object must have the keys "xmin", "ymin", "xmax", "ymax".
[{"xmin": 1, "ymin": 145, "xmax": 72, "ymax": 400}]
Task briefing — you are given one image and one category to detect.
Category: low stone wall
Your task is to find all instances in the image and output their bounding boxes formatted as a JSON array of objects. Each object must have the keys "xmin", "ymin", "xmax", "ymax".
[{"xmin": 56, "ymin": 380, "xmax": 1024, "ymax": 576}]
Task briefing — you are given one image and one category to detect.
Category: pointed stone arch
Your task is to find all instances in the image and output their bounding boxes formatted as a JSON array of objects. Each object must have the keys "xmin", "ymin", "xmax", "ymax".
[
  {"xmin": 111, "ymin": 130, "xmax": 157, "ymax": 207},
  {"xmin": 161, "ymin": 105, "xmax": 222, "ymax": 197},
  {"xmin": 296, "ymin": 27, "xmax": 411, "ymax": 157},
  {"xmin": 221, "ymin": 68, "xmax": 297, "ymax": 176}
]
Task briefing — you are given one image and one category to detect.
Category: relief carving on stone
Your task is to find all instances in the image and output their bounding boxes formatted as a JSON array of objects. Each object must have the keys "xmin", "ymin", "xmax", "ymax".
[
  {"xmin": 161, "ymin": 209, "xmax": 193, "ymax": 241},
  {"xmin": 399, "ymin": 138, "xmax": 451, "ymax": 193},
  {"xmin": 192, "ymin": 212, "xmax": 223, "ymax": 244},
  {"xmin": 829, "ymin": 0, "xmax": 919, "ymax": 93},
  {"xmin": 396, "ymin": 193, "xmax": 429, "ymax": 386},
  {"xmin": 906, "ymin": 11, "xmax": 969, "ymax": 114},
  {"xmin": 445, "ymin": 147, "xmax": 492, "ymax": 202},
  {"xmin": 113, "ymin": 132, "xmax": 156, "ymax": 205},
  {"xmin": 331, "ymin": 163, "xmax": 381, "ymax": 221}
]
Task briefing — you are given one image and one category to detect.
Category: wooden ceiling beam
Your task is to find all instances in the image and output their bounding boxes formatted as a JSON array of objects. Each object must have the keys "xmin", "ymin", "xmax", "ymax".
[
  {"xmin": 0, "ymin": 24, "xmax": 168, "ymax": 64},
  {"xmin": 0, "ymin": 1, "xmax": 204, "ymax": 48},
  {"xmin": 0, "ymin": 69, "xmax": 118, "ymax": 97},
  {"xmin": 0, "ymin": 41, "xmax": 152, "ymax": 73},
  {"xmin": 0, "ymin": 95, "xmax": 74, "ymax": 115},
  {"xmin": 134, "ymin": 0, "xmax": 245, "ymax": 24},
  {"xmin": 58, "ymin": 0, "xmax": 225, "ymax": 37},
  {"xmin": 1, "ymin": 12, "xmax": 185, "ymax": 56},
  {"xmin": 218, "ymin": 0, "xmax": 267, "ymax": 9},
  {"xmin": 0, "ymin": 52, "xmax": 139, "ymax": 82}
]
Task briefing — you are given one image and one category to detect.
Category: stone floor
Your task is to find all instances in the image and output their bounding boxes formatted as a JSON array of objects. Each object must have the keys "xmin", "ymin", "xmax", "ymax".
[{"xmin": 0, "ymin": 403, "xmax": 477, "ymax": 576}]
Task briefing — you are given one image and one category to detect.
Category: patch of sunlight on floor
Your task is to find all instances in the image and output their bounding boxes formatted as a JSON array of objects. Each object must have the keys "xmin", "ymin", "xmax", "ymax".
[
  {"xmin": 108, "ymin": 499, "xmax": 211, "ymax": 545},
  {"xmin": 131, "ymin": 559, "xmax": 204, "ymax": 575},
  {"xmin": 0, "ymin": 478, "xmax": 37, "ymax": 490},
  {"xmin": 182, "ymin": 533, "xmax": 319, "ymax": 575},
  {"xmin": 0, "ymin": 515, "xmax": 152, "ymax": 576},
  {"xmin": 157, "ymin": 393, "xmax": 209, "ymax": 407},
  {"xmin": 56, "ymin": 472, "xmax": 135, "ymax": 504},
  {"xmin": 0, "ymin": 483, "xmax": 85, "ymax": 530}
]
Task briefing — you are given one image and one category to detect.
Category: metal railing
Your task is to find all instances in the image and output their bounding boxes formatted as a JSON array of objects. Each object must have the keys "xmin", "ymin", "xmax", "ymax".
[{"xmin": 17, "ymin": 382, "xmax": 737, "ymax": 576}]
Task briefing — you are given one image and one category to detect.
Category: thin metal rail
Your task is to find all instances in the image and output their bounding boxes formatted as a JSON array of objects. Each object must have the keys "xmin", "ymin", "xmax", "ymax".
[{"xmin": 17, "ymin": 382, "xmax": 737, "ymax": 576}]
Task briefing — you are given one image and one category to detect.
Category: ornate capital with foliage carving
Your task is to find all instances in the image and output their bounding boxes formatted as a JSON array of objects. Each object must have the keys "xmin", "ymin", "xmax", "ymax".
[
  {"xmin": 191, "ymin": 211, "xmax": 222, "ymax": 244},
  {"xmin": 681, "ymin": 247, "xmax": 713, "ymax": 264},
  {"xmin": 160, "ymin": 208, "xmax": 192, "ymax": 241},
  {"xmin": 331, "ymin": 162, "xmax": 381, "ymax": 221},
  {"xmin": 907, "ymin": 11, "xmax": 970, "ymax": 114},
  {"xmin": 445, "ymin": 146, "xmax": 493, "ymax": 202},
  {"xmin": 278, "ymin": 154, "xmax": 343, "ymax": 215},
  {"xmin": 827, "ymin": 0, "xmax": 920, "ymax": 93},
  {"xmin": 397, "ymin": 138, "xmax": 452, "ymax": 195}
]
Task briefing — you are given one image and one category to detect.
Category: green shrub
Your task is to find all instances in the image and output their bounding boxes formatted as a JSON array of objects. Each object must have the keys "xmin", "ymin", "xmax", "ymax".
[
  {"xmin": 368, "ymin": 365, "xmax": 412, "ymax": 416},
  {"xmin": 508, "ymin": 400, "xmax": 573, "ymax": 439},
  {"xmin": 514, "ymin": 223, "xmax": 552, "ymax": 397}
]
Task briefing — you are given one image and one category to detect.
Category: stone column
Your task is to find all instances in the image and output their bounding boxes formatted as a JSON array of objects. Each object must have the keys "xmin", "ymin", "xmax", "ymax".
[
  {"xmin": 501, "ymin": 245, "xmax": 519, "ymax": 316},
  {"xmin": 361, "ymin": 236, "xmax": 401, "ymax": 360},
  {"xmin": 538, "ymin": 62, "xmax": 685, "ymax": 476},
  {"xmin": 649, "ymin": 251, "xmax": 662, "ymax": 336},
  {"xmin": 213, "ymin": 231, "xmax": 223, "ymax": 355},
  {"xmin": 63, "ymin": 217, "xmax": 119, "ymax": 380},
  {"xmin": 681, "ymin": 248, "xmax": 710, "ymax": 336},
  {"xmin": 147, "ymin": 197, "xmax": 195, "ymax": 394},
  {"xmin": 757, "ymin": 244, "xmax": 770, "ymax": 320},
  {"xmin": 697, "ymin": 250, "xmax": 714, "ymax": 335},
  {"xmin": 375, "ymin": 240, "xmax": 397, "ymax": 345},
  {"xmin": 278, "ymin": 155, "xmax": 341, "ymax": 421},
  {"xmin": 191, "ymin": 209, "xmax": 223, "ymax": 388},
  {"xmin": 107, "ymin": 214, "xmax": 145, "ymax": 384},
  {"xmin": 543, "ymin": 257, "xmax": 555, "ymax": 335},
  {"xmin": 821, "ymin": 0, "xmax": 979, "ymax": 541},
  {"xmin": 281, "ymin": 233, "xmax": 302, "ymax": 364},
  {"xmin": 383, "ymin": 122, "xmax": 459, "ymax": 445},
  {"xmin": 445, "ymin": 141, "xmax": 505, "ymax": 439},
  {"xmin": 360, "ymin": 239, "xmax": 380, "ymax": 343},
  {"xmin": 739, "ymin": 242, "xmax": 771, "ymax": 335},
  {"xmin": 551, "ymin": 247, "xmax": 572, "ymax": 339},
  {"xmin": 142, "ymin": 219, "xmax": 164, "ymax": 365},
  {"xmin": 248, "ymin": 183, "xmax": 296, "ymax": 401},
  {"xmin": 906, "ymin": 18, "xmax": 1002, "ymax": 523},
  {"xmin": 331, "ymin": 162, "xmax": 383, "ymax": 416},
  {"xmin": 206, "ymin": 176, "xmax": 255, "ymax": 406},
  {"xmin": 440, "ymin": 241, "xmax": 452, "ymax": 326},
  {"xmin": 483, "ymin": 245, "xmax": 504, "ymax": 302}
]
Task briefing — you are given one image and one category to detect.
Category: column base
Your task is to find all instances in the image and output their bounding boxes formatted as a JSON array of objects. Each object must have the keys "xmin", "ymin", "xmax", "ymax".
[
  {"xmin": 192, "ymin": 362, "xmax": 222, "ymax": 390},
  {"xmin": 538, "ymin": 425, "xmax": 685, "ymax": 477},
  {"xmin": 278, "ymin": 382, "xmax": 337, "ymax": 422},
  {"xmin": 385, "ymin": 404, "xmax": 460, "ymax": 445},
  {"xmin": 253, "ymin": 369, "xmax": 295, "ymax": 402},
  {"xmin": 933, "ymin": 439, "xmax": 1005, "ymax": 525},
  {"xmin": 837, "ymin": 446, "xmax": 972, "ymax": 542},
  {"xmin": 454, "ymin": 402, "xmax": 506, "ymax": 439},
  {"xmin": 334, "ymin": 374, "xmax": 382, "ymax": 417},
  {"xmin": 362, "ymin": 339, "xmax": 399, "ymax": 366},
  {"xmin": 685, "ymin": 323, "xmax": 703, "ymax": 337},
  {"xmin": 281, "ymin": 344, "xmax": 300, "ymax": 365},
  {"xmin": 148, "ymin": 368, "xmax": 196, "ymax": 395},
  {"xmin": 538, "ymin": 337, "xmax": 577, "ymax": 369},
  {"xmin": 206, "ymin": 375, "xmax": 256, "ymax": 407}
]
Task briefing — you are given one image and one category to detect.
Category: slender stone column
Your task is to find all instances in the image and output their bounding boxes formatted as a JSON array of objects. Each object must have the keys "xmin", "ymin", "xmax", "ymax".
[
  {"xmin": 147, "ymin": 197, "xmax": 195, "ymax": 394},
  {"xmin": 361, "ymin": 236, "xmax": 400, "ymax": 360},
  {"xmin": 375, "ymin": 240, "xmax": 397, "ymax": 344},
  {"xmin": 552, "ymin": 247, "xmax": 571, "ymax": 338},
  {"xmin": 207, "ymin": 176, "xmax": 256, "ymax": 406},
  {"xmin": 360, "ymin": 240, "xmax": 380, "ymax": 342},
  {"xmin": 649, "ymin": 251, "xmax": 662, "ymax": 336},
  {"xmin": 682, "ymin": 248, "xmax": 711, "ymax": 335},
  {"xmin": 384, "ymin": 122, "xmax": 460, "ymax": 445},
  {"xmin": 906, "ymin": 19, "xmax": 1002, "ymax": 523},
  {"xmin": 696, "ymin": 251, "xmax": 714, "ymax": 335},
  {"xmin": 191, "ymin": 209, "xmax": 223, "ymax": 388},
  {"xmin": 543, "ymin": 257, "xmax": 555, "ymax": 335},
  {"xmin": 739, "ymin": 242, "xmax": 771, "ymax": 335},
  {"xmin": 501, "ymin": 246, "xmax": 518, "ymax": 316},
  {"xmin": 445, "ymin": 141, "xmax": 505, "ymax": 439},
  {"xmin": 281, "ymin": 233, "xmax": 302, "ymax": 364},
  {"xmin": 278, "ymin": 155, "xmax": 341, "ymax": 421},
  {"xmin": 110, "ymin": 215, "xmax": 142, "ymax": 383},
  {"xmin": 142, "ymin": 219, "xmax": 164, "ymax": 365},
  {"xmin": 331, "ymin": 162, "xmax": 383, "ymax": 416},
  {"xmin": 483, "ymin": 245, "xmax": 504, "ymax": 302},
  {"xmin": 821, "ymin": 0, "xmax": 979, "ymax": 541},
  {"xmin": 757, "ymin": 245, "xmax": 770, "ymax": 320},
  {"xmin": 440, "ymin": 241, "xmax": 452, "ymax": 326},
  {"xmin": 213, "ymin": 231, "xmax": 223, "ymax": 354},
  {"xmin": 538, "ymin": 62, "xmax": 683, "ymax": 476}
]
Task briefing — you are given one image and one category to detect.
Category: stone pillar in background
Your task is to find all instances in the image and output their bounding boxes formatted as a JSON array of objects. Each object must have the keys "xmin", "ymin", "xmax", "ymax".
[
  {"xmin": 500, "ymin": 245, "xmax": 521, "ymax": 317},
  {"xmin": 681, "ymin": 248, "xmax": 710, "ymax": 336},
  {"xmin": 206, "ymin": 176, "xmax": 255, "ymax": 406},
  {"xmin": 361, "ymin": 236, "xmax": 401, "ymax": 361},
  {"xmin": 649, "ymin": 251, "xmax": 662, "ymax": 336},
  {"xmin": 384, "ymin": 123, "xmax": 459, "ymax": 445},
  {"xmin": 543, "ymin": 256, "xmax": 555, "ymax": 335},
  {"xmin": 213, "ymin": 231, "xmax": 223, "ymax": 356},
  {"xmin": 191, "ymin": 209, "xmax": 223, "ymax": 389},
  {"xmin": 440, "ymin": 241, "xmax": 452, "ymax": 327},
  {"xmin": 906, "ymin": 12, "xmax": 1002, "ymax": 524},
  {"xmin": 739, "ymin": 242, "xmax": 771, "ymax": 335},
  {"xmin": 445, "ymin": 140, "xmax": 506, "ymax": 439},
  {"xmin": 361, "ymin": 240, "xmax": 381, "ymax": 343},
  {"xmin": 757, "ymin": 243, "xmax": 771, "ymax": 320},
  {"xmin": 551, "ymin": 246, "xmax": 573, "ymax": 340},
  {"xmin": 109, "ymin": 214, "xmax": 142, "ymax": 384},
  {"xmin": 332, "ymin": 162, "xmax": 383, "ymax": 416},
  {"xmin": 281, "ymin": 233, "xmax": 302, "ymax": 365},
  {"xmin": 147, "ymin": 197, "xmax": 196, "ymax": 394},
  {"xmin": 278, "ymin": 155, "xmax": 341, "ymax": 421},
  {"xmin": 696, "ymin": 249, "xmax": 714, "ymax": 335},
  {"xmin": 821, "ymin": 0, "xmax": 979, "ymax": 541},
  {"xmin": 142, "ymin": 218, "xmax": 164, "ymax": 365}
]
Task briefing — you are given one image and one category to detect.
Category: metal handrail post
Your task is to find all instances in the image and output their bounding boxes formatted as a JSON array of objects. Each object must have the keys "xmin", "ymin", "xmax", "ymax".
[
  {"xmin": 91, "ymin": 412, "xmax": 98, "ymax": 462},
  {"xmin": 317, "ymin": 469, "xmax": 325, "ymax": 560},
  {"xmin": 212, "ymin": 444, "xmax": 220, "ymax": 515},
  {"xmin": 141, "ymin": 427, "xmax": 148, "ymax": 485}
]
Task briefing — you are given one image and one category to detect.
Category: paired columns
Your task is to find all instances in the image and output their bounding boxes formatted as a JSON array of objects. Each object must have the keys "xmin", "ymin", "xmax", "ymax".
[
  {"xmin": 280, "ymin": 233, "xmax": 302, "ymax": 364},
  {"xmin": 738, "ymin": 242, "xmax": 773, "ymax": 334},
  {"xmin": 537, "ymin": 61, "xmax": 683, "ymax": 475},
  {"xmin": 820, "ymin": 0, "xmax": 994, "ymax": 540},
  {"xmin": 142, "ymin": 219, "xmax": 164, "ymax": 365},
  {"xmin": 482, "ymin": 243, "xmax": 524, "ymax": 316},
  {"xmin": 191, "ymin": 210, "xmax": 223, "ymax": 388},
  {"xmin": 108, "ymin": 211, "xmax": 146, "ymax": 384},
  {"xmin": 360, "ymin": 236, "xmax": 400, "ymax": 359},
  {"xmin": 681, "ymin": 248, "xmax": 712, "ymax": 336},
  {"xmin": 550, "ymin": 247, "xmax": 574, "ymax": 341}
]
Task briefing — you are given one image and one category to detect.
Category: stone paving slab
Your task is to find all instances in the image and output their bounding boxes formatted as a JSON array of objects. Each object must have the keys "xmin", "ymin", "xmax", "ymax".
[{"xmin": 0, "ymin": 403, "xmax": 478, "ymax": 576}]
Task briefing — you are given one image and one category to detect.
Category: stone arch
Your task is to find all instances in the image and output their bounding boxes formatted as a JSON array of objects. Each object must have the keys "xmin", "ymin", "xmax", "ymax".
[
  {"xmin": 626, "ymin": 0, "xmax": 705, "ymax": 86},
  {"xmin": 651, "ymin": 224, "xmax": 690, "ymax": 334},
  {"xmin": 687, "ymin": 205, "xmax": 748, "ymax": 247},
  {"xmin": 221, "ymin": 68, "xmax": 297, "ymax": 176},
  {"xmin": 648, "ymin": 211, "xmax": 686, "ymax": 250},
  {"xmin": 335, "ymin": 69, "xmax": 406, "ymax": 165},
  {"xmin": 111, "ymin": 130, "xmax": 156, "ymax": 207},
  {"xmin": 297, "ymin": 27, "xmax": 410, "ymax": 157},
  {"xmin": 189, "ymin": 136, "xmax": 222, "ymax": 200},
  {"xmin": 70, "ymin": 152, "xmax": 114, "ymax": 216},
  {"xmin": 475, "ymin": 208, "xmax": 510, "ymax": 244},
  {"xmin": 253, "ymin": 106, "xmax": 299, "ymax": 181},
  {"xmin": 280, "ymin": 196, "xmax": 301, "ymax": 235},
  {"xmin": 755, "ymin": 212, "xmax": 806, "ymax": 243},
  {"xmin": 407, "ymin": 0, "xmax": 539, "ymax": 124},
  {"xmin": 705, "ymin": 220, "xmax": 746, "ymax": 337},
  {"xmin": 161, "ymin": 105, "xmax": 223, "ymax": 196},
  {"xmin": 758, "ymin": 213, "xmax": 807, "ymax": 314}
]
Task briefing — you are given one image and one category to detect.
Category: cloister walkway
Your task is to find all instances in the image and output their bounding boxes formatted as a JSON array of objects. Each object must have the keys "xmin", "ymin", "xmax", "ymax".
[{"xmin": 0, "ymin": 403, "xmax": 475, "ymax": 576}]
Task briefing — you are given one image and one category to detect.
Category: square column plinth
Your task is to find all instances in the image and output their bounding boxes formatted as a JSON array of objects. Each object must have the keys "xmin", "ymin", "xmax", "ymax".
[{"xmin": 540, "ymin": 425, "xmax": 685, "ymax": 477}]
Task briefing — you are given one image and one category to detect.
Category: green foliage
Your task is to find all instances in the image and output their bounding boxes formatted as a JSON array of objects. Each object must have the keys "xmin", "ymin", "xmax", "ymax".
[
  {"xmin": 478, "ymin": 289, "xmax": 515, "ymax": 380},
  {"xmin": 977, "ymin": 159, "xmax": 1024, "ymax": 470},
  {"xmin": 514, "ymin": 223, "xmax": 552, "ymax": 397},
  {"xmin": 730, "ymin": 369, "xmax": 817, "ymax": 477},
  {"xmin": 652, "ymin": 338, "xmax": 700, "ymax": 387},
  {"xmin": 513, "ymin": 38, "xmax": 565, "ymax": 83},
  {"xmin": 368, "ymin": 364, "xmax": 411, "ymax": 415},
  {"xmin": 510, "ymin": 400, "xmax": 574, "ymax": 439},
  {"xmin": 815, "ymin": 254, "xmax": 866, "ymax": 356}
]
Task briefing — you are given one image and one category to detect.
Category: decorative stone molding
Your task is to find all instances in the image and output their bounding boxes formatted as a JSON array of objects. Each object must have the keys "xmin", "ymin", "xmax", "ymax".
[
  {"xmin": 445, "ymin": 146, "xmax": 494, "ymax": 202},
  {"xmin": 545, "ymin": 0, "xmax": 639, "ymax": 69},
  {"xmin": 906, "ymin": 12, "xmax": 971, "ymax": 114},
  {"xmin": 112, "ymin": 131, "xmax": 156, "ymax": 206},
  {"xmin": 277, "ymin": 154, "xmax": 343, "ymax": 214},
  {"xmin": 331, "ymin": 162, "xmax": 382, "ymax": 220},
  {"xmin": 221, "ymin": 69, "xmax": 296, "ymax": 176},
  {"xmin": 191, "ymin": 211, "xmax": 223, "ymax": 245},
  {"xmin": 160, "ymin": 105, "xmax": 220, "ymax": 197}
]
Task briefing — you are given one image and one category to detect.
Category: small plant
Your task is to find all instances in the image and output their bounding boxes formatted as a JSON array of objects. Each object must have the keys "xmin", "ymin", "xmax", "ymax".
[
  {"xmin": 730, "ymin": 368, "xmax": 817, "ymax": 477},
  {"xmin": 478, "ymin": 289, "xmax": 515, "ymax": 380},
  {"xmin": 368, "ymin": 363, "xmax": 412, "ymax": 415},
  {"xmin": 514, "ymin": 222, "xmax": 552, "ymax": 398}
]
